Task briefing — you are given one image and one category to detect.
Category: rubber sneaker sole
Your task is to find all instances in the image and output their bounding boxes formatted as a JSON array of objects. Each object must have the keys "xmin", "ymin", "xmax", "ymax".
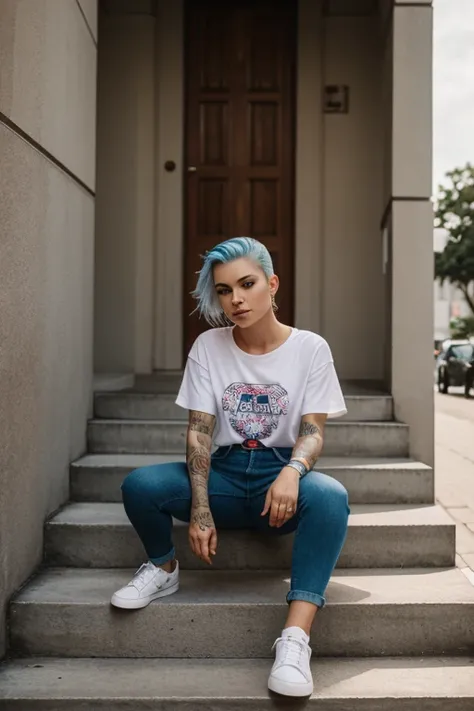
[
  {"xmin": 110, "ymin": 580, "xmax": 179, "ymax": 610},
  {"xmin": 268, "ymin": 674, "xmax": 313, "ymax": 698}
]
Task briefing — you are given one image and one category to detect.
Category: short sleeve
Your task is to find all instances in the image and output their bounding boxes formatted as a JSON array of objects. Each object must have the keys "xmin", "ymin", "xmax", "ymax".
[
  {"xmin": 302, "ymin": 341, "xmax": 347, "ymax": 419},
  {"xmin": 175, "ymin": 356, "xmax": 217, "ymax": 416}
]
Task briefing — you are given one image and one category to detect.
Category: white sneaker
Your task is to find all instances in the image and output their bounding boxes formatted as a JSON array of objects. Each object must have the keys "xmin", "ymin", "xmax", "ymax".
[
  {"xmin": 268, "ymin": 626, "xmax": 314, "ymax": 697},
  {"xmin": 110, "ymin": 560, "xmax": 179, "ymax": 610}
]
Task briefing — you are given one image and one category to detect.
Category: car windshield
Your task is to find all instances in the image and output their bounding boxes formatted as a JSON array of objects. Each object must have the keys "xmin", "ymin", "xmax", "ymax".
[{"xmin": 452, "ymin": 344, "xmax": 474, "ymax": 360}]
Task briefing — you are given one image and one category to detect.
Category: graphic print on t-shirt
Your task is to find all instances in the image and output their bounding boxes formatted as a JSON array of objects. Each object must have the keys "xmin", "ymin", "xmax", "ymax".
[{"xmin": 222, "ymin": 383, "xmax": 289, "ymax": 440}]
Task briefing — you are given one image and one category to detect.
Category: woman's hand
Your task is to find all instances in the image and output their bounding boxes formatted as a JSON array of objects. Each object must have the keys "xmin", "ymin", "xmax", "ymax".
[
  {"xmin": 261, "ymin": 467, "xmax": 299, "ymax": 527},
  {"xmin": 188, "ymin": 505, "xmax": 218, "ymax": 565}
]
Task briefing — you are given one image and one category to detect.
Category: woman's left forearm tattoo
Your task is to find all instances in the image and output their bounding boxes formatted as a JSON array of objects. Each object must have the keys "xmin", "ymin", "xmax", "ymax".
[{"xmin": 292, "ymin": 420, "xmax": 324, "ymax": 470}]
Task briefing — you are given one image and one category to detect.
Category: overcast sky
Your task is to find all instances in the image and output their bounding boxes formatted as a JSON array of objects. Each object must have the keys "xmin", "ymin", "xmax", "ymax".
[{"xmin": 433, "ymin": 0, "xmax": 474, "ymax": 192}]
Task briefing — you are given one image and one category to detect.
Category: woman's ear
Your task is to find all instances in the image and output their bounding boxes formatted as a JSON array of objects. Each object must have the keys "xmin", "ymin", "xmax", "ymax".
[{"xmin": 269, "ymin": 273, "xmax": 279, "ymax": 295}]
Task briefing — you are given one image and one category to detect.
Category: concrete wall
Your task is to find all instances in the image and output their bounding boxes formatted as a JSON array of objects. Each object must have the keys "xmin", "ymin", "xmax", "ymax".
[
  {"xmin": 389, "ymin": 2, "xmax": 434, "ymax": 465},
  {"xmin": 0, "ymin": 0, "xmax": 97, "ymax": 657},
  {"xmin": 322, "ymin": 15, "xmax": 385, "ymax": 380},
  {"xmin": 94, "ymin": 9, "xmax": 156, "ymax": 374}
]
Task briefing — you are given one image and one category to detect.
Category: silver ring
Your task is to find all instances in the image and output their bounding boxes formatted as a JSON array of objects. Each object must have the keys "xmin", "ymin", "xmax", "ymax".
[{"xmin": 287, "ymin": 507, "xmax": 293, "ymax": 513}]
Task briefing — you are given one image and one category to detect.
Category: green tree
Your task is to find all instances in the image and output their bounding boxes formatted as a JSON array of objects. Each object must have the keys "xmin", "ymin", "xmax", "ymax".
[
  {"xmin": 450, "ymin": 316, "xmax": 474, "ymax": 339},
  {"xmin": 434, "ymin": 163, "xmax": 474, "ymax": 315}
]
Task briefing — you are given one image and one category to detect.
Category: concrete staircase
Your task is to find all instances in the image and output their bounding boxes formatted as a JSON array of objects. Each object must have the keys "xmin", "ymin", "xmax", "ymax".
[{"xmin": 1, "ymin": 377, "xmax": 474, "ymax": 708}]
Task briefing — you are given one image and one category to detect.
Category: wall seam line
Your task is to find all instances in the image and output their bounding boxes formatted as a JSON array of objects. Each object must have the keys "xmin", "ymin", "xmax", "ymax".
[
  {"xmin": 380, "ymin": 196, "xmax": 431, "ymax": 229},
  {"xmin": 75, "ymin": 0, "xmax": 98, "ymax": 48},
  {"xmin": 0, "ymin": 112, "xmax": 95, "ymax": 198}
]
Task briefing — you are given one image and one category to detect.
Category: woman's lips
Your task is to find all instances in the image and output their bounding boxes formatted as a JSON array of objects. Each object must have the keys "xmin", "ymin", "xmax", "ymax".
[{"xmin": 233, "ymin": 310, "xmax": 250, "ymax": 317}]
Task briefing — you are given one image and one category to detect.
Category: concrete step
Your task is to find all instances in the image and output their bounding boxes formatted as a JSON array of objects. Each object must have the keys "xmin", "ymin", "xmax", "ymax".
[
  {"xmin": 87, "ymin": 419, "xmax": 409, "ymax": 457},
  {"xmin": 94, "ymin": 391, "xmax": 394, "ymax": 422},
  {"xmin": 70, "ymin": 454, "xmax": 433, "ymax": 504},
  {"xmin": 9, "ymin": 568, "xmax": 474, "ymax": 658},
  {"xmin": 1, "ymin": 657, "xmax": 473, "ymax": 710},
  {"xmin": 120, "ymin": 375, "xmax": 390, "ymax": 397},
  {"xmin": 44, "ymin": 503, "xmax": 454, "ymax": 569},
  {"xmin": 93, "ymin": 373, "xmax": 135, "ymax": 392}
]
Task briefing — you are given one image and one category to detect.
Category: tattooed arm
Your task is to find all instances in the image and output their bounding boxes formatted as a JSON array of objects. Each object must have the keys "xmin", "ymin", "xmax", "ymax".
[
  {"xmin": 261, "ymin": 413, "xmax": 327, "ymax": 528},
  {"xmin": 291, "ymin": 413, "xmax": 327, "ymax": 471},
  {"xmin": 186, "ymin": 410, "xmax": 217, "ymax": 564}
]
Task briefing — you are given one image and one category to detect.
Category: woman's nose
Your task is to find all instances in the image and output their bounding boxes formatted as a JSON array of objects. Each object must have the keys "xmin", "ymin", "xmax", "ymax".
[{"xmin": 232, "ymin": 292, "xmax": 243, "ymax": 305}]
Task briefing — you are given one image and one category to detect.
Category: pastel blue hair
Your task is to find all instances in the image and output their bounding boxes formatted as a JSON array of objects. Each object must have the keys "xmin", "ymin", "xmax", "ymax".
[{"xmin": 192, "ymin": 237, "xmax": 274, "ymax": 326}]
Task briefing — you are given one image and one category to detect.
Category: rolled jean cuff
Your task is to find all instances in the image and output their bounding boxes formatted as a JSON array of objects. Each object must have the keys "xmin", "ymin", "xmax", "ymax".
[
  {"xmin": 149, "ymin": 546, "xmax": 175, "ymax": 566},
  {"xmin": 287, "ymin": 589, "xmax": 326, "ymax": 609}
]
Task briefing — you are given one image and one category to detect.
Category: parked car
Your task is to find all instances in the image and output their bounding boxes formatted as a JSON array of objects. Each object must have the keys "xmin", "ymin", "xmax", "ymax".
[
  {"xmin": 434, "ymin": 339, "xmax": 444, "ymax": 358},
  {"xmin": 436, "ymin": 339, "xmax": 474, "ymax": 397}
]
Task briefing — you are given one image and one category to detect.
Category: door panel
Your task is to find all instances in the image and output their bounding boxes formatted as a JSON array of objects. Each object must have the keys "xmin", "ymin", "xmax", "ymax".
[{"xmin": 184, "ymin": 0, "xmax": 296, "ymax": 357}]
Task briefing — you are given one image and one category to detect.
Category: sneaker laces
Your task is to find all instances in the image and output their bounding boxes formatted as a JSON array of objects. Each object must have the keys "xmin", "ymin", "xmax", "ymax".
[
  {"xmin": 129, "ymin": 562, "xmax": 162, "ymax": 591},
  {"xmin": 272, "ymin": 636, "xmax": 310, "ymax": 674}
]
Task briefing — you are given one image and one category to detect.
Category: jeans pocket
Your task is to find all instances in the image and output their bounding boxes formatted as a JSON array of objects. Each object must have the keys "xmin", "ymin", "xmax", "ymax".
[
  {"xmin": 211, "ymin": 445, "xmax": 233, "ymax": 461},
  {"xmin": 271, "ymin": 447, "xmax": 292, "ymax": 465}
]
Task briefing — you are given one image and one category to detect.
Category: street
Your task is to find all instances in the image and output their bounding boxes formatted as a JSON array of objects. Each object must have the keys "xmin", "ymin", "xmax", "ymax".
[{"xmin": 435, "ymin": 388, "xmax": 474, "ymax": 583}]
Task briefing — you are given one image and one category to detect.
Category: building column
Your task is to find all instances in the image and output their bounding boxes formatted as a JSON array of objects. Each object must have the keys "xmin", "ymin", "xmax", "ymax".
[
  {"xmin": 153, "ymin": 0, "xmax": 184, "ymax": 370},
  {"xmin": 294, "ymin": 0, "xmax": 324, "ymax": 333},
  {"xmin": 387, "ymin": 0, "xmax": 434, "ymax": 465}
]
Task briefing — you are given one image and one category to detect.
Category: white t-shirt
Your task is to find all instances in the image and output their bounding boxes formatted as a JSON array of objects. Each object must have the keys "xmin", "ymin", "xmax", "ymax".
[{"xmin": 175, "ymin": 327, "xmax": 347, "ymax": 448}]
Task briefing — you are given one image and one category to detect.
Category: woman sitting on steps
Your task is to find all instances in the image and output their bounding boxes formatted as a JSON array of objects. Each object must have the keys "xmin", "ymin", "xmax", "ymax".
[{"xmin": 111, "ymin": 236, "xmax": 350, "ymax": 698}]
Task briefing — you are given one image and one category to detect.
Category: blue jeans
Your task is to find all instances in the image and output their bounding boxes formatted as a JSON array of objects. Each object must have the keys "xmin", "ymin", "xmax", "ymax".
[{"xmin": 121, "ymin": 446, "xmax": 350, "ymax": 608}]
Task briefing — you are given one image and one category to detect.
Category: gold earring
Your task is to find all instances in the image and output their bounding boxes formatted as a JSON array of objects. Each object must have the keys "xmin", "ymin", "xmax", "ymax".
[{"xmin": 271, "ymin": 293, "xmax": 278, "ymax": 312}]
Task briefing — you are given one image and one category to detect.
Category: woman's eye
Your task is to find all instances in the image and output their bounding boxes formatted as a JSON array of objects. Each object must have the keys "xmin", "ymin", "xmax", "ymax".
[
  {"xmin": 243, "ymin": 282, "xmax": 254, "ymax": 288},
  {"xmin": 217, "ymin": 289, "xmax": 229, "ymax": 295}
]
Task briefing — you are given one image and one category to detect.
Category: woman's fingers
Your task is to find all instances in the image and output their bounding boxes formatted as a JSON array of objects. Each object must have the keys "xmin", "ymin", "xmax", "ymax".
[
  {"xmin": 209, "ymin": 528, "xmax": 218, "ymax": 557},
  {"xmin": 192, "ymin": 535, "xmax": 209, "ymax": 564},
  {"xmin": 199, "ymin": 531, "xmax": 212, "ymax": 565},
  {"xmin": 265, "ymin": 475, "xmax": 299, "ymax": 527},
  {"xmin": 282, "ymin": 508, "xmax": 296, "ymax": 525},
  {"xmin": 189, "ymin": 525, "xmax": 216, "ymax": 565},
  {"xmin": 269, "ymin": 499, "xmax": 282, "ymax": 527},
  {"xmin": 276, "ymin": 501, "xmax": 289, "ymax": 527},
  {"xmin": 270, "ymin": 499, "xmax": 297, "ymax": 527},
  {"xmin": 271, "ymin": 499, "xmax": 291, "ymax": 527}
]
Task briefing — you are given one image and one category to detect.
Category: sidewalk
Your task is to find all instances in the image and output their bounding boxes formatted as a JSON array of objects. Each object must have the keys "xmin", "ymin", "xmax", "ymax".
[{"xmin": 435, "ymin": 390, "xmax": 474, "ymax": 585}]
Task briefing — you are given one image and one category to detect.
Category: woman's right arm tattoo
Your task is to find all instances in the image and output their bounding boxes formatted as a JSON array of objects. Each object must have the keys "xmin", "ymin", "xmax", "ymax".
[{"xmin": 187, "ymin": 411, "xmax": 216, "ymax": 526}]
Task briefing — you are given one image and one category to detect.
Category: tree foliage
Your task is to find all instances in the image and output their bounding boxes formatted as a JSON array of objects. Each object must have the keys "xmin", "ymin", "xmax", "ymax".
[
  {"xmin": 450, "ymin": 316, "xmax": 474, "ymax": 339},
  {"xmin": 435, "ymin": 163, "xmax": 474, "ymax": 314}
]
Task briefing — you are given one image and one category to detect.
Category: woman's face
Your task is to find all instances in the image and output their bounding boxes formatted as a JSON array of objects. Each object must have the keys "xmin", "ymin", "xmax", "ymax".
[{"xmin": 213, "ymin": 257, "xmax": 278, "ymax": 328}]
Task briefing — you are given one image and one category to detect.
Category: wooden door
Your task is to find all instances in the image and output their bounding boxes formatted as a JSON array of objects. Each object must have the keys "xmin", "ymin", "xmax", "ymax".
[{"xmin": 184, "ymin": 0, "xmax": 296, "ymax": 356}]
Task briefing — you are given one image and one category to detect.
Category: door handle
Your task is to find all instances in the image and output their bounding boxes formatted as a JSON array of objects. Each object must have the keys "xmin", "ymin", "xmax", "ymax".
[{"xmin": 188, "ymin": 166, "xmax": 197, "ymax": 173}]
